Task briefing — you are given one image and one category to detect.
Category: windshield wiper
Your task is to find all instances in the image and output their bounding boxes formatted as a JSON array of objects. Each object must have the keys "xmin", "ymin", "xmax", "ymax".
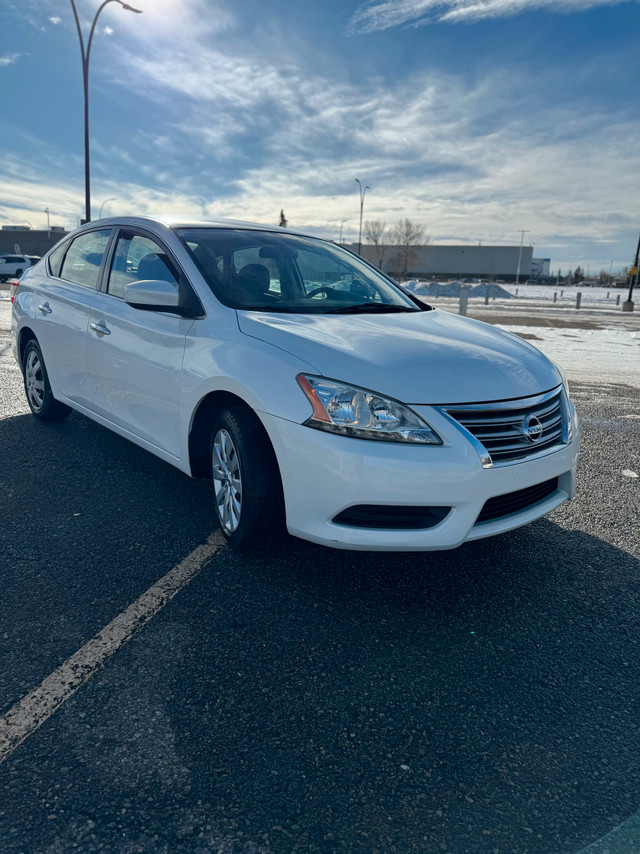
[{"xmin": 326, "ymin": 302, "xmax": 419, "ymax": 314}]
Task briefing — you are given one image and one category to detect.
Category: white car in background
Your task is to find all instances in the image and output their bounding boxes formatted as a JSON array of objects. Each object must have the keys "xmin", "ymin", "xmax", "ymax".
[
  {"xmin": 0, "ymin": 254, "xmax": 32, "ymax": 282},
  {"xmin": 11, "ymin": 217, "xmax": 579, "ymax": 551}
]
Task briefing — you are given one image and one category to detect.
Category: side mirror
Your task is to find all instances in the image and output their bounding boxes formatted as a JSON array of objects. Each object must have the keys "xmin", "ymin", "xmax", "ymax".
[{"xmin": 124, "ymin": 279, "xmax": 182, "ymax": 313}]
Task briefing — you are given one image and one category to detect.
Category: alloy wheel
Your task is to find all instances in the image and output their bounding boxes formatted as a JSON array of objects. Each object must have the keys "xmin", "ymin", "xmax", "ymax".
[
  {"xmin": 25, "ymin": 349, "xmax": 45, "ymax": 412},
  {"xmin": 212, "ymin": 428, "xmax": 243, "ymax": 533}
]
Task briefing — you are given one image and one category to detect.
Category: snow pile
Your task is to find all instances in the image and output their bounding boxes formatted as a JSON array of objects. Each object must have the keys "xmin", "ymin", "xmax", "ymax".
[{"xmin": 469, "ymin": 283, "xmax": 513, "ymax": 299}]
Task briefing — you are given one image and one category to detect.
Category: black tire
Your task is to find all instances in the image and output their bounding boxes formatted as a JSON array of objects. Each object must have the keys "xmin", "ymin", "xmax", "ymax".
[
  {"xmin": 210, "ymin": 406, "xmax": 284, "ymax": 549},
  {"xmin": 22, "ymin": 339, "xmax": 72, "ymax": 422}
]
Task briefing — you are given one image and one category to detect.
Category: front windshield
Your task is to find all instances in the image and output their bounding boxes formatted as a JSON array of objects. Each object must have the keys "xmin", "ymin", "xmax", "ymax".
[{"xmin": 175, "ymin": 228, "xmax": 426, "ymax": 314}]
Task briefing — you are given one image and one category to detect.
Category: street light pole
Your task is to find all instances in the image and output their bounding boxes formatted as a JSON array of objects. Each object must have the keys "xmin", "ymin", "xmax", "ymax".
[
  {"xmin": 515, "ymin": 229, "xmax": 529, "ymax": 285},
  {"xmin": 69, "ymin": 0, "xmax": 142, "ymax": 224},
  {"xmin": 99, "ymin": 197, "xmax": 117, "ymax": 218},
  {"xmin": 339, "ymin": 219, "xmax": 346, "ymax": 244},
  {"xmin": 355, "ymin": 178, "xmax": 370, "ymax": 256},
  {"xmin": 44, "ymin": 207, "xmax": 50, "ymax": 238}
]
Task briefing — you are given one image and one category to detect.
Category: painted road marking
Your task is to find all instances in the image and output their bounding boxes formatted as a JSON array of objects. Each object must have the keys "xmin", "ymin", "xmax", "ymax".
[
  {"xmin": 0, "ymin": 531, "xmax": 224, "ymax": 765},
  {"xmin": 577, "ymin": 812, "xmax": 640, "ymax": 853}
]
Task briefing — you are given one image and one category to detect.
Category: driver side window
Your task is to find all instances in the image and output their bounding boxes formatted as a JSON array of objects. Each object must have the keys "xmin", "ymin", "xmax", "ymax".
[
  {"xmin": 232, "ymin": 247, "xmax": 281, "ymax": 295},
  {"xmin": 108, "ymin": 233, "xmax": 179, "ymax": 299}
]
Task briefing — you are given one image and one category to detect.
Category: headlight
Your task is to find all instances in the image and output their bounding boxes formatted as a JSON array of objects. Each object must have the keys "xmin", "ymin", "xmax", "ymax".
[
  {"xmin": 553, "ymin": 361, "xmax": 570, "ymax": 397},
  {"xmin": 297, "ymin": 375, "xmax": 443, "ymax": 444}
]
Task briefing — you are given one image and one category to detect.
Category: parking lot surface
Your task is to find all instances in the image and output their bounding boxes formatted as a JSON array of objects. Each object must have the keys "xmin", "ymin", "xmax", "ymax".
[{"xmin": 1, "ymin": 299, "xmax": 639, "ymax": 853}]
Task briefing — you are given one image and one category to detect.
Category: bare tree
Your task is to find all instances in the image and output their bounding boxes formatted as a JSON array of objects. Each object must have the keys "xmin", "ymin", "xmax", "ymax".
[
  {"xmin": 390, "ymin": 218, "xmax": 427, "ymax": 280},
  {"xmin": 364, "ymin": 220, "xmax": 388, "ymax": 268}
]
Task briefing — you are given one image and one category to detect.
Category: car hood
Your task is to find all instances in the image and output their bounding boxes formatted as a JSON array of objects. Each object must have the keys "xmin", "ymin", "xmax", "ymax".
[{"xmin": 237, "ymin": 308, "xmax": 562, "ymax": 404}]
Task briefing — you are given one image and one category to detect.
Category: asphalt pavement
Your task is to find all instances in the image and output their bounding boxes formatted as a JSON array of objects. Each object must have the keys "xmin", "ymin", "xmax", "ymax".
[{"xmin": 1, "ymin": 299, "xmax": 639, "ymax": 854}]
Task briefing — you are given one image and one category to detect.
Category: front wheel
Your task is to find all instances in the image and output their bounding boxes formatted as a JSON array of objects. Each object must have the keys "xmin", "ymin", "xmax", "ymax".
[
  {"xmin": 210, "ymin": 407, "xmax": 284, "ymax": 549},
  {"xmin": 22, "ymin": 340, "xmax": 71, "ymax": 422}
]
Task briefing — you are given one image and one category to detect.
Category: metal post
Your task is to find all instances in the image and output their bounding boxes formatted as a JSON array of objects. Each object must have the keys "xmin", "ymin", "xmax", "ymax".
[
  {"xmin": 554, "ymin": 292, "xmax": 557, "ymax": 303},
  {"xmin": 617, "ymin": 294, "xmax": 621, "ymax": 306},
  {"xmin": 459, "ymin": 289, "xmax": 469, "ymax": 316},
  {"xmin": 623, "ymin": 231, "xmax": 640, "ymax": 312},
  {"xmin": 484, "ymin": 285, "xmax": 489, "ymax": 305},
  {"xmin": 576, "ymin": 292, "xmax": 582, "ymax": 310}
]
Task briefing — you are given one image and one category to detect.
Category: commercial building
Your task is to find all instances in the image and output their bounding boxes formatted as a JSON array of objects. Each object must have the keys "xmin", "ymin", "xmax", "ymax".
[
  {"xmin": 0, "ymin": 226, "xmax": 68, "ymax": 257},
  {"xmin": 347, "ymin": 243, "xmax": 535, "ymax": 281}
]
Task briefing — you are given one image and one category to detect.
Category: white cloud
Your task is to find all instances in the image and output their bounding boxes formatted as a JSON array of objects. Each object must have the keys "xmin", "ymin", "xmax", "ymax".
[
  {"xmin": 349, "ymin": 0, "xmax": 637, "ymax": 31},
  {"xmin": 49, "ymin": 16, "xmax": 61, "ymax": 25},
  {"xmin": 104, "ymin": 25, "xmax": 114, "ymax": 35},
  {"xmin": 0, "ymin": 53, "xmax": 20, "ymax": 67}
]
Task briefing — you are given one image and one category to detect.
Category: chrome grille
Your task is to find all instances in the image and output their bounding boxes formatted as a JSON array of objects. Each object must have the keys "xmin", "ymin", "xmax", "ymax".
[{"xmin": 442, "ymin": 388, "xmax": 567, "ymax": 466}]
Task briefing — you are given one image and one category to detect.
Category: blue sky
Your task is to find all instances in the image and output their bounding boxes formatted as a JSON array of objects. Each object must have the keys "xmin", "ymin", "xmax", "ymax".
[{"xmin": 1, "ymin": 0, "xmax": 638, "ymax": 273}]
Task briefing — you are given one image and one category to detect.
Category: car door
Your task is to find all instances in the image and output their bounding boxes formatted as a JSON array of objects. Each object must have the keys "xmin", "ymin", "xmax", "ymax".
[
  {"xmin": 85, "ymin": 228, "xmax": 193, "ymax": 459},
  {"xmin": 34, "ymin": 228, "xmax": 112, "ymax": 406}
]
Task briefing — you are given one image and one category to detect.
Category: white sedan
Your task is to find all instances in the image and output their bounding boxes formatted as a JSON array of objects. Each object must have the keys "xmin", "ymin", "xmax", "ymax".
[{"xmin": 11, "ymin": 216, "xmax": 579, "ymax": 551}]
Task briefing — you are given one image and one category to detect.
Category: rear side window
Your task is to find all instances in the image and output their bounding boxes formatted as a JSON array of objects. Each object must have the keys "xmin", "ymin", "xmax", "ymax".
[
  {"xmin": 60, "ymin": 230, "xmax": 111, "ymax": 289},
  {"xmin": 48, "ymin": 242, "xmax": 70, "ymax": 278}
]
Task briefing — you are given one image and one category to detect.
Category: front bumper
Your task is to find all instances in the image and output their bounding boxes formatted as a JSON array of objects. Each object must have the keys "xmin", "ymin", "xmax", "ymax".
[{"xmin": 260, "ymin": 399, "xmax": 579, "ymax": 551}]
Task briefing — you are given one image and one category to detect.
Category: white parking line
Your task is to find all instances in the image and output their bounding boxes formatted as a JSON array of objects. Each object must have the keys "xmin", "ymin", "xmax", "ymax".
[
  {"xmin": 0, "ymin": 531, "xmax": 224, "ymax": 765},
  {"xmin": 576, "ymin": 812, "xmax": 640, "ymax": 853}
]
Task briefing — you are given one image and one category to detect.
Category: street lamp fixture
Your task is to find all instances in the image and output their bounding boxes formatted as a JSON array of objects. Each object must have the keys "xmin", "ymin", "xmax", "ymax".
[
  {"xmin": 355, "ymin": 178, "xmax": 370, "ymax": 256},
  {"xmin": 69, "ymin": 0, "xmax": 143, "ymax": 224},
  {"xmin": 99, "ymin": 197, "xmax": 118, "ymax": 219}
]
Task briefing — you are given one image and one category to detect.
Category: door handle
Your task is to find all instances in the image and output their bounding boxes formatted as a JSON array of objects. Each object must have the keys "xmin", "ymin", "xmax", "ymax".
[
  {"xmin": 90, "ymin": 321, "xmax": 111, "ymax": 336},
  {"xmin": 38, "ymin": 303, "xmax": 52, "ymax": 315}
]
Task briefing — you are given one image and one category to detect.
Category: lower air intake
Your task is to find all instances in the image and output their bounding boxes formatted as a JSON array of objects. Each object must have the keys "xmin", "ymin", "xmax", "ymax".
[
  {"xmin": 333, "ymin": 505, "xmax": 451, "ymax": 530},
  {"xmin": 475, "ymin": 477, "xmax": 559, "ymax": 524}
]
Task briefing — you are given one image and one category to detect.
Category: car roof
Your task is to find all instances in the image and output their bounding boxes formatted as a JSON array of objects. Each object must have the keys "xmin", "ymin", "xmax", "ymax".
[{"xmin": 82, "ymin": 215, "xmax": 325, "ymax": 241}]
